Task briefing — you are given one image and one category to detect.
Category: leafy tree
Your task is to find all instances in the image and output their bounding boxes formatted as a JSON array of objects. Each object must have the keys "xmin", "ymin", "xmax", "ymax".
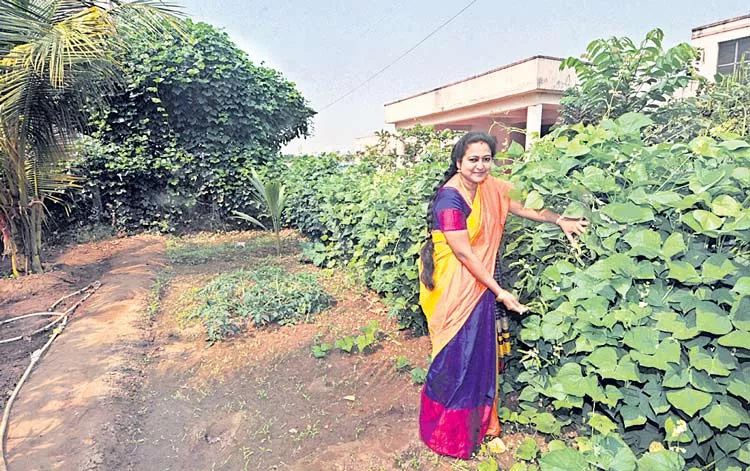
[
  {"xmin": 559, "ymin": 28, "xmax": 700, "ymax": 126},
  {"xmin": 362, "ymin": 124, "xmax": 459, "ymax": 170},
  {"xmin": 0, "ymin": 0, "xmax": 179, "ymax": 275},
  {"xmin": 77, "ymin": 19, "xmax": 315, "ymax": 232}
]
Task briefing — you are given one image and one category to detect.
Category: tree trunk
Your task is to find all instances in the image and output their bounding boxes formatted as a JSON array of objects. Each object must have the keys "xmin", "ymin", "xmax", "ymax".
[
  {"xmin": 29, "ymin": 202, "xmax": 43, "ymax": 273},
  {"xmin": 0, "ymin": 212, "xmax": 20, "ymax": 277}
]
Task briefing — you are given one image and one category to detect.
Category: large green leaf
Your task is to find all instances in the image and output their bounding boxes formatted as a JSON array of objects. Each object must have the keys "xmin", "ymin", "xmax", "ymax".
[
  {"xmin": 666, "ymin": 260, "xmax": 701, "ymax": 284},
  {"xmin": 584, "ymin": 346, "xmax": 619, "ymax": 372},
  {"xmin": 653, "ymin": 311, "xmax": 700, "ymax": 340},
  {"xmin": 630, "ymin": 338, "xmax": 681, "ymax": 371},
  {"xmin": 588, "ymin": 413, "xmax": 618, "ymax": 435},
  {"xmin": 690, "ymin": 369, "xmax": 725, "ymax": 394},
  {"xmin": 623, "ymin": 229, "xmax": 662, "ymax": 259},
  {"xmin": 555, "ymin": 362, "xmax": 587, "ymax": 397},
  {"xmin": 702, "ymin": 402, "xmax": 750, "ymax": 430},
  {"xmin": 701, "ymin": 255, "xmax": 738, "ymax": 283},
  {"xmin": 732, "ymin": 277, "xmax": 750, "ymax": 297},
  {"xmin": 688, "ymin": 347, "xmax": 736, "ymax": 376},
  {"xmin": 737, "ymin": 442, "xmax": 750, "ymax": 465},
  {"xmin": 636, "ymin": 450, "xmax": 685, "ymax": 470},
  {"xmin": 718, "ymin": 330, "xmax": 750, "ymax": 349},
  {"xmin": 711, "ymin": 195, "xmax": 742, "ymax": 218},
  {"xmin": 533, "ymin": 412, "xmax": 564, "ymax": 434},
  {"xmin": 623, "ymin": 326, "xmax": 660, "ymax": 354},
  {"xmin": 684, "ymin": 210, "xmax": 724, "ymax": 233},
  {"xmin": 731, "ymin": 297, "xmax": 750, "ymax": 330},
  {"xmin": 689, "ymin": 136, "xmax": 722, "ymax": 158},
  {"xmin": 616, "ymin": 112, "xmax": 654, "ymax": 135},
  {"xmin": 525, "ymin": 190, "xmax": 545, "ymax": 210},
  {"xmin": 565, "ymin": 140, "xmax": 591, "ymax": 157},
  {"xmin": 727, "ymin": 367, "xmax": 750, "ymax": 401},
  {"xmin": 613, "ymin": 355, "xmax": 642, "ymax": 382},
  {"xmin": 665, "ymin": 387, "xmax": 712, "ymax": 417},
  {"xmin": 663, "ymin": 365, "xmax": 690, "ymax": 388},
  {"xmin": 695, "ymin": 301, "xmax": 733, "ymax": 335},
  {"xmin": 601, "ymin": 202, "xmax": 655, "ymax": 224},
  {"xmin": 621, "ymin": 405, "xmax": 647, "ymax": 428},
  {"xmin": 660, "ymin": 233, "xmax": 687, "ymax": 259},
  {"xmin": 539, "ymin": 447, "xmax": 590, "ymax": 471}
]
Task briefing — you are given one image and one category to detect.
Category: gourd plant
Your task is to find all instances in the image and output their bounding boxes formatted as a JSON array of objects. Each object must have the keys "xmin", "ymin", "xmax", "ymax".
[{"xmin": 500, "ymin": 112, "xmax": 749, "ymax": 470}]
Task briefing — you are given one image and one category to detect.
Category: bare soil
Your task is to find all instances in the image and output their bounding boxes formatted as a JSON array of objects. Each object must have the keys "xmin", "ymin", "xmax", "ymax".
[{"xmin": 1, "ymin": 231, "xmax": 536, "ymax": 471}]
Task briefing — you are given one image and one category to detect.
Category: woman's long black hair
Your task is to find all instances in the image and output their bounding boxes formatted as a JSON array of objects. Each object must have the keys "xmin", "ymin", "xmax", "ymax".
[{"xmin": 420, "ymin": 131, "xmax": 497, "ymax": 290}]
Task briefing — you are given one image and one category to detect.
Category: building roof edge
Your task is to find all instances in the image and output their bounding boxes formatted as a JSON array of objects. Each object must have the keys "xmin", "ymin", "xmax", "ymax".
[
  {"xmin": 692, "ymin": 14, "xmax": 750, "ymax": 33},
  {"xmin": 384, "ymin": 55, "xmax": 564, "ymax": 107}
]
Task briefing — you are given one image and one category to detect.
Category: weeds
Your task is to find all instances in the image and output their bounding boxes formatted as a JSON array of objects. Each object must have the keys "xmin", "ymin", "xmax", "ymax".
[
  {"xmin": 394, "ymin": 355, "xmax": 411, "ymax": 372},
  {"xmin": 311, "ymin": 320, "xmax": 381, "ymax": 358},
  {"xmin": 166, "ymin": 233, "xmax": 290, "ymax": 265},
  {"xmin": 185, "ymin": 265, "xmax": 334, "ymax": 343},
  {"xmin": 334, "ymin": 320, "xmax": 380, "ymax": 354},
  {"xmin": 410, "ymin": 368, "xmax": 427, "ymax": 385},
  {"xmin": 145, "ymin": 269, "xmax": 173, "ymax": 321}
]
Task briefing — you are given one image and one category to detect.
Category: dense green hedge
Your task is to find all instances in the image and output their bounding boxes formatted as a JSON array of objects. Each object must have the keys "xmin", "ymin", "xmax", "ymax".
[
  {"xmin": 501, "ymin": 114, "xmax": 749, "ymax": 469},
  {"xmin": 68, "ymin": 19, "xmax": 314, "ymax": 232},
  {"xmin": 278, "ymin": 114, "xmax": 749, "ymax": 468},
  {"xmin": 276, "ymin": 154, "xmax": 443, "ymax": 332}
]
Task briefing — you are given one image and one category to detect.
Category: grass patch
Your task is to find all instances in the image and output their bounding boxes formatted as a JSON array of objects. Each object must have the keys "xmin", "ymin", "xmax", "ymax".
[
  {"xmin": 166, "ymin": 233, "xmax": 295, "ymax": 265},
  {"xmin": 184, "ymin": 265, "xmax": 334, "ymax": 343},
  {"xmin": 145, "ymin": 269, "xmax": 173, "ymax": 321}
]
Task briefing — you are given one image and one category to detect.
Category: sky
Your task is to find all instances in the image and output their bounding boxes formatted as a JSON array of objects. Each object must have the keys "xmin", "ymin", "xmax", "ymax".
[{"xmin": 175, "ymin": 1, "xmax": 750, "ymax": 154}]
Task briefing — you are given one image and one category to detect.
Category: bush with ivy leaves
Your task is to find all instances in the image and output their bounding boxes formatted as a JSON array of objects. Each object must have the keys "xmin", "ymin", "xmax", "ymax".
[
  {"xmin": 496, "ymin": 112, "xmax": 749, "ymax": 470},
  {"xmin": 70, "ymin": 19, "xmax": 314, "ymax": 232}
]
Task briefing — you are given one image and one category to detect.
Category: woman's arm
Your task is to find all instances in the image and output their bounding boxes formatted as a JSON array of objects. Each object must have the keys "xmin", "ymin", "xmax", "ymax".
[
  {"xmin": 509, "ymin": 199, "xmax": 589, "ymax": 246},
  {"xmin": 443, "ymin": 229, "xmax": 529, "ymax": 313}
]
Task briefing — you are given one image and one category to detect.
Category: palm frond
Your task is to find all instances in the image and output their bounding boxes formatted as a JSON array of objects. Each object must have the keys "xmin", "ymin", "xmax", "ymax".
[{"xmin": 232, "ymin": 210, "xmax": 268, "ymax": 231}]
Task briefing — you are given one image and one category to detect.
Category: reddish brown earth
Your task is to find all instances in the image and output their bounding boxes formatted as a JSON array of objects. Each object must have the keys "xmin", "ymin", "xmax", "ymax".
[{"xmin": 1, "ymin": 232, "xmax": 536, "ymax": 471}]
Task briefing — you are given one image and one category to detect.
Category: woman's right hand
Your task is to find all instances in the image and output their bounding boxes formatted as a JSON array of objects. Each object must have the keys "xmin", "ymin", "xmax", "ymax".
[{"xmin": 496, "ymin": 289, "xmax": 529, "ymax": 314}]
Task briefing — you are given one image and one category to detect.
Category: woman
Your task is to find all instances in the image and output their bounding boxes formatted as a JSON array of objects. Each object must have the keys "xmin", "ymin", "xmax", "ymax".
[{"xmin": 418, "ymin": 131, "xmax": 587, "ymax": 459}]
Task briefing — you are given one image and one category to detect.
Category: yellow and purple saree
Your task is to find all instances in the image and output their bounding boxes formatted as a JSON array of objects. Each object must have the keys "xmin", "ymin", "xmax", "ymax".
[{"xmin": 418, "ymin": 176, "xmax": 512, "ymax": 459}]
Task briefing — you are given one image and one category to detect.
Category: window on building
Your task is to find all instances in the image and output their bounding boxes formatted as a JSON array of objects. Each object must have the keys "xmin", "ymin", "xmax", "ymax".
[{"xmin": 717, "ymin": 36, "xmax": 750, "ymax": 75}]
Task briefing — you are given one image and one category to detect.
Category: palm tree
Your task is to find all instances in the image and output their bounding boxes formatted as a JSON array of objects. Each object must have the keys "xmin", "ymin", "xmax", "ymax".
[
  {"xmin": 0, "ymin": 0, "xmax": 181, "ymax": 275},
  {"xmin": 233, "ymin": 170, "xmax": 288, "ymax": 256}
]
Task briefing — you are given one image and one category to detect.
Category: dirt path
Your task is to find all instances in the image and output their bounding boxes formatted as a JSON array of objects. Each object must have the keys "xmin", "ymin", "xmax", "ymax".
[
  {"xmin": 4, "ymin": 235, "xmax": 165, "ymax": 470},
  {"xmin": 2, "ymin": 232, "xmax": 530, "ymax": 470}
]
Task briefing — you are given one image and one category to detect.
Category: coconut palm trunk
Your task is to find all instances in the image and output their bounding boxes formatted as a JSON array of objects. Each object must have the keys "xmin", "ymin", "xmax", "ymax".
[{"xmin": 0, "ymin": 0, "xmax": 181, "ymax": 274}]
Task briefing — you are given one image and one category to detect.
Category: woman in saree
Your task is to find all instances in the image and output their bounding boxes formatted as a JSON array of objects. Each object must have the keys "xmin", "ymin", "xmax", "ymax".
[{"xmin": 418, "ymin": 131, "xmax": 587, "ymax": 459}]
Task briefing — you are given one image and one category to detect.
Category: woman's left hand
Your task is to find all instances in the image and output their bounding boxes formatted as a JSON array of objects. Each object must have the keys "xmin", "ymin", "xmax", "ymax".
[{"xmin": 557, "ymin": 217, "xmax": 589, "ymax": 247}]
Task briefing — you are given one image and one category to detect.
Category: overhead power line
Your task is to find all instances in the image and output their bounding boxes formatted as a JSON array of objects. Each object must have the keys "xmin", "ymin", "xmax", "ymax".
[{"xmin": 319, "ymin": 0, "xmax": 480, "ymax": 112}]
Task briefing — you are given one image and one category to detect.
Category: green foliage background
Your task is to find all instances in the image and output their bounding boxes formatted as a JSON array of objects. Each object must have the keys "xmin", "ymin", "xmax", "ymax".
[
  {"xmin": 275, "ymin": 153, "xmax": 442, "ymax": 332},
  {"xmin": 68, "ymin": 19, "xmax": 314, "ymax": 232},
  {"xmin": 275, "ymin": 117, "xmax": 750, "ymax": 468},
  {"xmin": 502, "ymin": 114, "xmax": 749, "ymax": 470}
]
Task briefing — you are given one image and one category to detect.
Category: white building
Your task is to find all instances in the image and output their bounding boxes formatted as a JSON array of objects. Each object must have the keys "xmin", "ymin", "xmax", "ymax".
[
  {"xmin": 381, "ymin": 15, "xmax": 750, "ymax": 150},
  {"xmin": 692, "ymin": 14, "xmax": 750, "ymax": 79}
]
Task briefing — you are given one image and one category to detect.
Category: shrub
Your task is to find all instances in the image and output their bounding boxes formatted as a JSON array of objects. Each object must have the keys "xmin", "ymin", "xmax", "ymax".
[
  {"xmin": 69, "ymin": 19, "xmax": 314, "ymax": 232},
  {"xmin": 499, "ymin": 113, "xmax": 749, "ymax": 468},
  {"xmin": 185, "ymin": 266, "xmax": 333, "ymax": 343},
  {"xmin": 559, "ymin": 28, "xmax": 699, "ymax": 126},
  {"xmin": 279, "ymin": 154, "xmax": 443, "ymax": 332}
]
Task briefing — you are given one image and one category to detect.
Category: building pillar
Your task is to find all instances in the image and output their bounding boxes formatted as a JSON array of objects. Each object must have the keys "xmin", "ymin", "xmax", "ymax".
[{"xmin": 525, "ymin": 104, "xmax": 543, "ymax": 150}]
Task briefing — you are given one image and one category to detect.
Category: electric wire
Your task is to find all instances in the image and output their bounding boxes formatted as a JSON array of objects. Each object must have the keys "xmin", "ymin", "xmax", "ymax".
[{"xmin": 318, "ymin": 0, "xmax": 479, "ymax": 112}]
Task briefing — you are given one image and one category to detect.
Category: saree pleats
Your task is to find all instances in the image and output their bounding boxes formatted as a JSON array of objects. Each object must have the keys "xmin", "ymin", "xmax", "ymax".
[{"xmin": 420, "ymin": 290, "xmax": 497, "ymax": 458}]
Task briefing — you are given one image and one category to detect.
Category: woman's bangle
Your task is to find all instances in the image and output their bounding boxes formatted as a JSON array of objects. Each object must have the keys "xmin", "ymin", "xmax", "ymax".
[{"xmin": 555, "ymin": 215, "xmax": 564, "ymax": 225}]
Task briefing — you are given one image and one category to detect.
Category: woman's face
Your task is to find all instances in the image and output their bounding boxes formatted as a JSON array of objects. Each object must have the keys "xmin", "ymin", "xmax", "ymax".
[{"xmin": 458, "ymin": 142, "xmax": 493, "ymax": 185}]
